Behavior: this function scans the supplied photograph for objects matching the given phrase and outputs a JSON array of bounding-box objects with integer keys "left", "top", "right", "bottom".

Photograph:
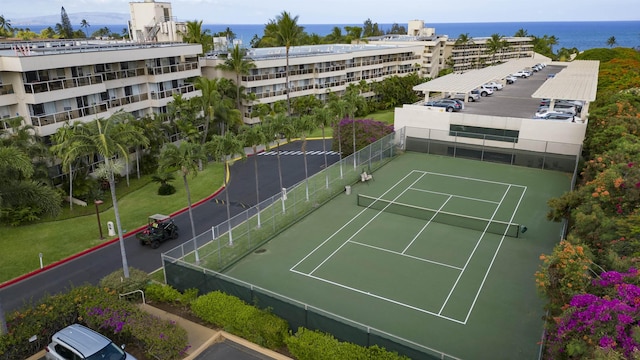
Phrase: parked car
[
  {"left": 505, "top": 75, "right": 518, "bottom": 84},
  {"left": 536, "top": 106, "right": 576, "bottom": 117},
  {"left": 424, "top": 99, "right": 463, "bottom": 112},
  {"left": 512, "top": 70, "right": 531, "bottom": 78},
  {"left": 540, "top": 99, "right": 583, "bottom": 113},
  {"left": 473, "top": 86, "right": 494, "bottom": 97},
  {"left": 450, "top": 92, "right": 480, "bottom": 102},
  {"left": 483, "top": 81, "right": 504, "bottom": 90},
  {"left": 533, "top": 111, "right": 579, "bottom": 122},
  {"left": 45, "top": 324, "right": 137, "bottom": 360}
]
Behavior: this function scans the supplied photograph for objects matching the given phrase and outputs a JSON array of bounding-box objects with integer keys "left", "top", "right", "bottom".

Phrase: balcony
[
  {"left": 146, "top": 61, "right": 199, "bottom": 76},
  {"left": 108, "top": 93, "right": 150, "bottom": 108},
  {"left": 31, "top": 103, "right": 108, "bottom": 127},
  {"left": 150, "top": 84, "right": 197, "bottom": 100},
  {"left": 24, "top": 75, "right": 103, "bottom": 94},
  {"left": 0, "top": 84, "right": 14, "bottom": 95},
  {"left": 103, "top": 67, "right": 146, "bottom": 81}
]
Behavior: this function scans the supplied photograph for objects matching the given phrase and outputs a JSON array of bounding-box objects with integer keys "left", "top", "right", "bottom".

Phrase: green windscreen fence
[{"left": 357, "top": 193, "right": 521, "bottom": 238}]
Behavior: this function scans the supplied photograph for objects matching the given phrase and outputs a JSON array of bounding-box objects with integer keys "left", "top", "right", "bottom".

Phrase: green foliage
[
  {"left": 332, "top": 118, "right": 394, "bottom": 155},
  {"left": 158, "top": 183, "right": 177, "bottom": 195},
  {"left": 0, "top": 285, "right": 188, "bottom": 360},
  {"left": 370, "top": 73, "right": 427, "bottom": 109},
  {"left": 99, "top": 267, "right": 150, "bottom": 294},
  {"left": 286, "top": 328, "right": 408, "bottom": 360},
  {"left": 190, "top": 291, "right": 289, "bottom": 349},
  {"left": 145, "top": 283, "right": 198, "bottom": 305}
]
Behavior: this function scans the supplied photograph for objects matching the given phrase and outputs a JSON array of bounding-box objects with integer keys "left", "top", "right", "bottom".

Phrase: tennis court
[{"left": 223, "top": 152, "right": 570, "bottom": 359}]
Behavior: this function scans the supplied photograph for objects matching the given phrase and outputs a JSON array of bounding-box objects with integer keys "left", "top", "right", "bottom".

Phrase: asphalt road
[{"left": 0, "top": 139, "right": 340, "bottom": 313}]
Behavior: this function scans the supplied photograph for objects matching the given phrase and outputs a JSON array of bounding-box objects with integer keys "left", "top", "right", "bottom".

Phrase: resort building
[
  {"left": 0, "top": 40, "right": 202, "bottom": 138},
  {"left": 203, "top": 44, "right": 424, "bottom": 124}
]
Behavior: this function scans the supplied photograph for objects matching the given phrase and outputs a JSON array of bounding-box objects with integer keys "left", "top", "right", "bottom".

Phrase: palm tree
[
  {"left": 80, "top": 19, "right": 89, "bottom": 31},
  {"left": 51, "top": 122, "right": 80, "bottom": 210},
  {"left": 193, "top": 77, "right": 221, "bottom": 140},
  {"left": 263, "top": 112, "right": 294, "bottom": 213},
  {"left": 158, "top": 141, "right": 207, "bottom": 263},
  {"left": 0, "top": 15, "right": 12, "bottom": 37},
  {"left": 311, "top": 106, "right": 333, "bottom": 189},
  {"left": 265, "top": 11, "right": 304, "bottom": 115},
  {"left": 326, "top": 26, "right": 343, "bottom": 43},
  {"left": 239, "top": 124, "right": 267, "bottom": 227},
  {"left": 215, "top": 45, "right": 256, "bottom": 110},
  {"left": 343, "top": 86, "right": 363, "bottom": 169},
  {"left": 53, "top": 111, "right": 149, "bottom": 278},
  {"left": 327, "top": 93, "right": 349, "bottom": 178},
  {"left": 205, "top": 132, "right": 245, "bottom": 245},
  {"left": 547, "top": 35, "right": 559, "bottom": 54},
  {"left": 292, "top": 115, "right": 317, "bottom": 201},
  {"left": 455, "top": 33, "right": 473, "bottom": 46},
  {"left": 178, "top": 20, "right": 212, "bottom": 54},
  {"left": 486, "top": 33, "right": 508, "bottom": 64},
  {"left": 514, "top": 28, "right": 529, "bottom": 37},
  {"left": 607, "top": 36, "right": 617, "bottom": 48}
]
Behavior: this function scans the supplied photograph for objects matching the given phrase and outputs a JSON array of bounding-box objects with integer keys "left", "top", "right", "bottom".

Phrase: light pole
[{"left": 94, "top": 200, "right": 104, "bottom": 240}]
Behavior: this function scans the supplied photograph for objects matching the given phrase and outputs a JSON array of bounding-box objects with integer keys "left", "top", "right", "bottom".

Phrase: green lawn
[{"left": 1, "top": 163, "right": 224, "bottom": 283}]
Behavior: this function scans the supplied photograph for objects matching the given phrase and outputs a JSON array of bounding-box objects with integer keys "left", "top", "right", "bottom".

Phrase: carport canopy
[
  {"left": 413, "top": 57, "right": 551, "bottom": 95},
  {"left": 530, "top": 60, "right": 599, "bottom": 103}
]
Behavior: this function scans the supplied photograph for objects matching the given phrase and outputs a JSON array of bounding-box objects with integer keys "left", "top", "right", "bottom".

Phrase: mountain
[{"left": 11, "top": 12, "right": 130, "bottom": 26}]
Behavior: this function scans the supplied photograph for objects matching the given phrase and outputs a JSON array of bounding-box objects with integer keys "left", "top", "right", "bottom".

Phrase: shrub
[
  {"left": 286, "top": 327, "right": 409, "bottom": 360},
  {"left": 158, "top": 183, "right": 176, "bottom": 195},
  {"left": 145, "top": 283, "right": 198, "bottom": 306},
  {"left": 99, "top": 267, "right": 150, "bottom": 294},
  {"left": 190, "top": 291, "right": 289, "bottom": 349}
]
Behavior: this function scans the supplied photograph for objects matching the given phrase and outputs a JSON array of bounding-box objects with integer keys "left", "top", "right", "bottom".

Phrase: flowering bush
[
  {"left": 332, "top": 118, "right": 393, "bottom": 156},
  {"left": 545, "top": 269, "right": 640, "bottom": 359}
]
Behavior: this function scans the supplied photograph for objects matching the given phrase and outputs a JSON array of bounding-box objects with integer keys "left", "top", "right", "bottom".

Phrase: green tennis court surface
[{"left": 225, "top": 152, "right": 571, "bottom": 359}]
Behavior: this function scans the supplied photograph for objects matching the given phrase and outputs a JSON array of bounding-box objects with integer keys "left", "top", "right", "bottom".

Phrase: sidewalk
[{"left": 25, "top": 303, "right": 290, "bottom": 360}]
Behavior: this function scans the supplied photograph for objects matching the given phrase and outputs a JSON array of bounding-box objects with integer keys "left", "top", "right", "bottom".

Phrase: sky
[{"left": 2, "top": 0, "right": 640, "bottom": 24}]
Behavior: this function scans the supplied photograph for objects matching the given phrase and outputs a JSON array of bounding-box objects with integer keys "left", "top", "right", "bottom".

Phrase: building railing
[
  {"left": 108, "top": 93, "right": 149, "bottom": 108},
  {"left": 103, "top": 67, "right": 146, "bottom": 81},
  {"left": 31, "top": 103, "right": 108, "bottom": 127},
  {"left": 0, "top": 84, "right": 14, "bottom": 95},
  {"left": 150, "top": 84, "right": 197, "bottom": 100},
  {"left": 146, "top": 61, "right": 199, "bottom": 76},
  {"left": 23, "top": 75, "right": 103, "bottom": 94}
]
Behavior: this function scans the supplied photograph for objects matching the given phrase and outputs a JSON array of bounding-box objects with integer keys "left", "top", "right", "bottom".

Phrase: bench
[{"left": 360, "top": 171, "right": 373, "bottom": 182}]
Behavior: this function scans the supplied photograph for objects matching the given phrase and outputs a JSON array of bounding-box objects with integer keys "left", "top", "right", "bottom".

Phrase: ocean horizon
[{"left": 20, "top": 21, "right": 640, "bottom": 51}]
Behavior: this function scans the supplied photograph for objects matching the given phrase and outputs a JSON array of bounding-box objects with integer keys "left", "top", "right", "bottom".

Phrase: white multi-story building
[
  {"left": 0, "top": 40, "right": 202, "bottom": 137},
  {"left": 204, "top": 44, "right": 424, "bottom": 124}
]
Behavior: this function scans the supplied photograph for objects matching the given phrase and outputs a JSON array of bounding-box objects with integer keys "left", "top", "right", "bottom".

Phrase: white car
[
  {"left": 535, "top": 107, "right": 576, "bottom": 118},
  {"left": 450, "top": 92, "right": 480, "bottom": 102},
  {"left": 533, "top": 111, "right": 580, "bottom": 122},
  {"left": 537, "top": 104, "right": 577, "bottom": 115},
  {"left": 46, "top": 324, "right": 137, "bottom": 360},
  {"left": 484, "top": 81, "right": 504, "bottom": 91},
  {"left": 512, "top": 70, "right": 531, "bottom": 78},
  {"left": 505, "top": 75, "right": 517, "bottom": 84}
]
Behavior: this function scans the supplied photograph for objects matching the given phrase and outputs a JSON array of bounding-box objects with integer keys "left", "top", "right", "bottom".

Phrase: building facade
[
  {"left": 0, "top": 40, "right": 202, "bottom": 138},
  {"left": 204, "top": 44, "right": 423, "bottom": 124},
  {"left": 128, "top": 0, "right": 186, "bottom": 43}
]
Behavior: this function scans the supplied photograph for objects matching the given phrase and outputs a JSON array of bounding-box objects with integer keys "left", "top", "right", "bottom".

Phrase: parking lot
[{"left": 454, "top": 65, "right": 565, "bottom": 119}]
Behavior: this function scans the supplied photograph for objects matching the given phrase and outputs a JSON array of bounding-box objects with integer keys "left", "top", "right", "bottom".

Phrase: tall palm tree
[
  {"left": 265, "top": 11, "right": 304, "bottom": 115},
  {"left": 514, "top": 28, "right": 529, "bottom": 37},
  {"left": 263, "top": 112, "right": 294, "bottom": 213},
  {"left": 326, "top": 26, "right": 343, "bottom": 43},
  {"left": 327, "top": 93, "right": 349, "bottom": 178},
  {"left": 311, "top": 106, "right": 333, "bottom": 189},
  {"left": 292, "top": 115, "right": 317, "bottom": 201},
  {"left": 215, "top": 44, "right": 256, "bottom": 110},
  {"left": 239, "top": 124, "right": 267, "bottom": 227},
  {"left": 547, "top": 35, "right": 559, "bottom": 54},
  {"left": 193, "top": 77, "right": 221, "bottom": 140},
  {"left": 607, "top": 36, "right": 617, "bottom": 48},
  {"left": 345, "top": 26, "right": 366, "bottom": 44},
  {"left": 178, "top": 20, "right": 212, "bottom": 54},
  {"left": 158, "top": 141, "right": 207, "bottom": 263},
  {"left": 455, "top": 33, "right": 473, "bottom": 46},
  {"left": 51, "top": 122, "right": 80, "bottom": 210},
  {"left": 205, "top": 132, "right": 245, "bottom": 245},
  {"left": 0, "top": 15, "right": 12, "bottom": 36},
  {"left": 53, "top": 111, "right": 149, "bottom": 278},
  {"left": 343, "top": 86, "right": 363, "bottom": 169},
  {"left": 486, "top": 33, "right": 508, "bottom": 64}
]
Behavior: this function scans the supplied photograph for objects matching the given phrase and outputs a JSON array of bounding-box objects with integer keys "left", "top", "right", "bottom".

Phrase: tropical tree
[
  {"left": 0, "top": 15, "right": 12, "bottom": 37},
  {"left": 205, "top": 132, "right": 245, "bottom": 245},
  {"left": 239, "top": 124, "right": 267, "bottom": 227},
  {"left": 58, "top": 7, "right": 73, "bottom": 38},
  {"left": 454, "top": 33, "right": 473, "bottom": 46},
  {"left": 514, "top": 28, "right": 529, "bottom": 37},
  {"left": 345, "top": 26, "right": 367, "bottom": 44},
  {"left": 325, "top": 26, "right": 344, "bottom": 43},
  {"left": 292, "top": 115, "right": 317, "bottom": 201},
  {"left": 263, "top": 112, "right": 294, "bottom": 212},
  {"left": 158, "top": 141, "right": 207, "bottom": 263},
  {"left": 51, "top": 122, "right": 80, "bottom": 210},
  {"left": 343, "top": 85, "right": 365, "bottom": 168},
  {"left": 607, "top": 36, "right": 617, "bottom": 48},
  {"left": 362, "top": 18, "right": 383, "bottom": 38},
  {"left": 312, "top": 106, "right": 333, "bottom": 189},
  {"left": 264, "top": 11, "right": 304, "bottom": 115},
  {"left": 193, "top": 77, "right": 221, "bottom": 141},
  {"left": 486, "top": 33, "right": 508, "bottom": 64},
  {"left": 80, "top": 19, "right": 89, "bottom": 37},
  {"left": 178, "top": 20, "right": 212, "bottom": 54},
  {"left": 547, "top": 35, "right": 559, "bottom": 54},
  {"left": 327, "top": 93, "right": 349, "bottom": 178},
  {"left": 52, "top": 111, "right": 149, "bottom": 278},
  {"left": 215, "top": 44, "right": 256, "bottom": 110}
]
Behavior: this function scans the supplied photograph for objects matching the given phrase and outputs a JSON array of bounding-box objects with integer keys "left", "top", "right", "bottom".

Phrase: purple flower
[{"left": 600, "top": 336, "right": 616, "bottom": 348}]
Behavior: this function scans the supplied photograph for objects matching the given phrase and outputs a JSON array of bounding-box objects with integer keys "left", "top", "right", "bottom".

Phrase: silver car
[{"left": 45, "top": 324, "right": 137, "bottom": 360}]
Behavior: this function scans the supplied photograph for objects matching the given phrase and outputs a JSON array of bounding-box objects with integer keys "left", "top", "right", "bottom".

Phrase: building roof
[
  {"left": 531, "top": 60, "right": 599, "bottom": 102},
  {"left": 240, "top": 43, "right": 417, "bottom": 61},
  {"left": 413, "top": 57, "right": 552, "bottom": 94}
]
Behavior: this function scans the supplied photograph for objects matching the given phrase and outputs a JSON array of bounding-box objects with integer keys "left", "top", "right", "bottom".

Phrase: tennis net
[{"left": 357, "top": 193, "right": 520, "bottom": 238}]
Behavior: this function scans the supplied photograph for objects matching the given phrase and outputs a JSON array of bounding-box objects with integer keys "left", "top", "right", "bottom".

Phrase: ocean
[{"left": 21, "top": 21, "right": 640, "bottom": 51}]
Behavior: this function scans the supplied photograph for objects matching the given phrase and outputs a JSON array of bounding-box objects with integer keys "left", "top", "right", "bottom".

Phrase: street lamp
[{"left": 94, "top": 200, "right": 104, "bottom": 240}]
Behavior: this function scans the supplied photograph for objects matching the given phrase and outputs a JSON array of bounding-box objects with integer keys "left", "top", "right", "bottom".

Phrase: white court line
[
  {"left": 415, "top": 170, "right": 526, "bottom": 188},
  {"left": 438, "top": 184, "right": 513, "bottom": 316},
  {"left": 408, "top": 187, "right": 500, "bottom": 204},
  {"left": 401, "top": 195, "right": 453, "bottom": 254},
  {"left": 350, "top": 240, "right": 463, "bottom": 270},
  {"left": 289, "top": 171, "right": 420, "bottom": 272},
  {"left": 308, "top": 174, "right": 427, "bottom": 275},
  {"left": 463, "top": 185, "right": 528, "bottom": 324},
  {"left": 291, "top": 268, "right": 465, "bottom": 325}
]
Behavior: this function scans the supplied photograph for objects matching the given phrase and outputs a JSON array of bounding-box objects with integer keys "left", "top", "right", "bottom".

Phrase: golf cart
[{"left": 136, "top": 214, "right": 179, "bottom": 249}]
